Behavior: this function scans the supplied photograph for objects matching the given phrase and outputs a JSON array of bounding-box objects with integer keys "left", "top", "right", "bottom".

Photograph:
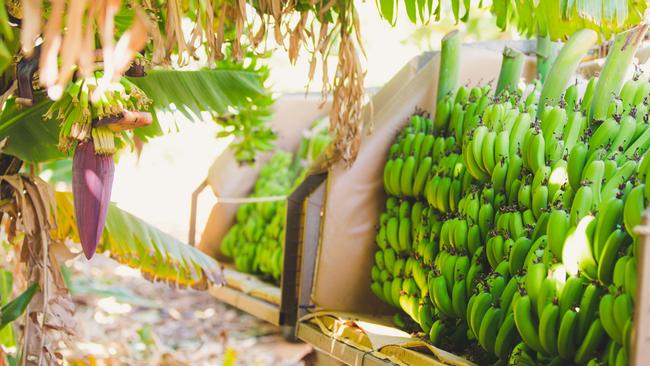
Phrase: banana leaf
[
  {"left": 0, "top": 283, "right": 38, "bottom": 329},
  {"left": 53, "top": 192, "right": 223, "bottom": 289},
  {"left": 0, "top": 98, "right": 64, "bottom": 163},
  {"left": 127, "top": 68, "right": 267, "bottom": 122}
]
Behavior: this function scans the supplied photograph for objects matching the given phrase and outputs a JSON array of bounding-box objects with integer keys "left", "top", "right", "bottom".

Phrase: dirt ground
[{"left": 61, "top": 255, "right": 312, "bottom": 366}]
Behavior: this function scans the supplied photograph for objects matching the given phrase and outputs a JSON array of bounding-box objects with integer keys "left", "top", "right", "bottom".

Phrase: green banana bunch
[
  {"left": 371, "top": 30, "right": 650, "bottom": 363},
  {"left": 222, "top": 130, "right": 327, "bottom": 282}
]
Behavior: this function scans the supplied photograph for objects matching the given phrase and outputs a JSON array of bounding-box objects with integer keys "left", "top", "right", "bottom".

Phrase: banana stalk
[
  {"left": 538, "top": 29, "right": 598, "bottom": 115},
  {"left": 496, "top": 47, "right": 525, "bottom": 95},
  {"left": 437, "top": 30, "right": 461, "bottom": 104},
  {"left": 535, "top": 35, "right": 556, "bottom": 83},
  {"left": 590, "top": 24, "right": 649, "bottom": 122}
]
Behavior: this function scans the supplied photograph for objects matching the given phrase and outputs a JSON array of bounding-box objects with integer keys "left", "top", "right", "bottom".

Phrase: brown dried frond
[
  {"left": 165, "top": 0, "right": 190, "bottom": 65},
  {"left": 328, "top": 11, "right": 365, "bottom": 164},
  {"left": 0, "top": 175, "right": 74, "bottom": 366}
]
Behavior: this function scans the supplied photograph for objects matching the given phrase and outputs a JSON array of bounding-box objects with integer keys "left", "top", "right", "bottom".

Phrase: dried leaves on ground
[{"left": 62, "top": 255, "right": 312, "bottom": 366}]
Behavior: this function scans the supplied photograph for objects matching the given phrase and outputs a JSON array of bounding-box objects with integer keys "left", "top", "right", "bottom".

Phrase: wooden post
[
  {"left": 632, "top": 209, "right": 650, "bottom": 366},
  {"left": 188, "top": 180, "right": 208, "bottom": 246}
]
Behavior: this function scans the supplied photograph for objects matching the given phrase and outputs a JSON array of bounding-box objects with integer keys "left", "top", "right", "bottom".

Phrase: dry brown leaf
[
  {"left": 38, "top": 0, "right": 64, "bottom": 88},
  {"left": 20, "top": 0, "right": 42, "bottom": 56},
  {"left": 53, "top": 0, "right": 88, "bottom": 99},
  {"left": 78, "top": 0, "right": 99, "bottom": 77}
]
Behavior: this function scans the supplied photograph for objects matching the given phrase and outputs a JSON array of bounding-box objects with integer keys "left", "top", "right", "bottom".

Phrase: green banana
[
  {"left": 613, "top": 293, "right": 633, "bottom": 335},
  {"left": 574, "top": 319, "right": 606, "bottom": 365},
  {"left": 400, "top": 156, "right": 416, "bottom": 196},
  {"left": 577, "top": 283, "right": 601, "bottom": 339},
  {"left": 557, "top": 309, "right": 578, "bottom": 359},
  {"left": 470, "top": 292, "right": 493, "bottom": 339},
  {"left": 401, "top": 133, "right": 415, "bottom": 156},
  {"left": 589, "top": 118, "right": 619, "bottom": 154},
  {"left": 568, "top": 143, "right": 588, "bottom": 191},
  {"left": 558, "top": 275, "right": 584, "bottom": 315},
  {"left": 525, "top": 262, "right": 548, "bottom": 306},
  {"left": 613, "top": 256, "right": 630, "bottom": 289},
  {"left": 532, "top": 185, "right": 548, "bottom": 219},
  {"left": 509, "top": 237, "right": 532, "bottom": 275},
  {"left": 411, "top": 133, "right": 425, "bottom": 160},
  {"left": 482, "top": 131, "right": 497, "bottom": 174},
  {"left": 624, "top": 257, "right": 637, "bottom": 299},
  {"left": 593, "top": 197, "right": 624, "bottom": 259},
  {"left": 602, "top": 160, "right": 638, "bottom": 202},
  {"left": 608, "top": 115, "right": 637, "bottom": 158},
  {"left": 563, "top": 112, "right": 587, "bottom": 155},
  {"left": 529, "top": 131, "right": 546, "bottom": 173},
  {"left": 624, "top": 184, "right": 645, "bottom": 237},
  {"left": 451, "top": 280, "right": 468, "bottom": 319},
  {"left": 514, "top": 295, "right": 544, "bottom": 353},
  {"left": 478, "top": 306, "right": 502, "bottom": 353},
  {"left": 391, "top": 277, "right": 403, "bottom": 307},
  {"left": 412, "top": 157, "right": 432, "bottom": 197},
  {"left": 598, "top": 229, "right": 629, "bottom": 285},
  {"left": 428, "top": 319, "right": 445, "bottom": 344},
  {"left": 569, "top": 185, "right": 593, "bottom": 226},
  {"left": 390, "top": 158, "right": 404, "bottom": 196},
  {"left": 547, "top": 209, "right": 570, "bottom": 258},
  {"left": 538, "top": 303, "right": 560, "bottom": 356},
  {"left": 495, "top": 312, "right": 519, "bottom": 359},
  {"left": 500, "top": 275, "right": 519, "bottom": 312},
  {"left": 581, "top": 159, "right": 605, "bottom": 209},
  {"left": 509, "top": 113, "right": 532, "bottom": 157},
  {"left": 518, "top": 183, "right": 533, "bottom": 209},
  {"left": 398, "top": 217, "right": 411, "bottom": 253},
  {"left": 430, "top": 275, "right": 455, "bottom": 318},
  {"left": 419, "top": 134, "right": 435, "bottom": 160}
]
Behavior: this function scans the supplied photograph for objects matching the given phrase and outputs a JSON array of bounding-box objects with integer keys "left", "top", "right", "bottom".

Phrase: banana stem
[
  {"left": 496, "top": 47, "right": 525, "bottom": 95},
  {"left": 437, "top": 30, "right": 461, "bottom": 104},
  {"left": 538, "top": 29, "right": 598, "bottom": 116},
  {"left": 590, "top": 24, "right": 649, "bottom": 122},
  {"left": 536, "top": 35, "right": 556, "bottom": 83}
]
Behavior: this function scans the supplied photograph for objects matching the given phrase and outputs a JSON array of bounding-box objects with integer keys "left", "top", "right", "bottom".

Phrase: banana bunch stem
[
  {"left": 496, "top": 47, "right": 525, "bottom": 96},
  {"left": 590, "top": 24, "right": 649, "bottom": 123},
  {"left": 437, "top": 30, "right": 461, "bottom": 104},
  {"left": 538, "top": 29, "right": 598, "bottom": 114}
]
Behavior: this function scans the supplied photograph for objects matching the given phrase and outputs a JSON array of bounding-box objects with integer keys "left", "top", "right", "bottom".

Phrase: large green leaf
[
  {"left": 127, "top": 69, "right": 267, "bottom": 122},
  {"left": 0, "top": 98, "right": 64, "bottom": 163},
  {"left": 0, "top": 283, "right": 38, "bottom": 329},
  {"left": 54, "top": 192, "right": 223, "bottom": 289}
]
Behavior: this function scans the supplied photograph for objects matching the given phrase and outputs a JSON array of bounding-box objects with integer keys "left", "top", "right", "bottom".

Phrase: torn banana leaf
[{"left": 53, "top": 192, "right": 224, "bottom": 289}]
